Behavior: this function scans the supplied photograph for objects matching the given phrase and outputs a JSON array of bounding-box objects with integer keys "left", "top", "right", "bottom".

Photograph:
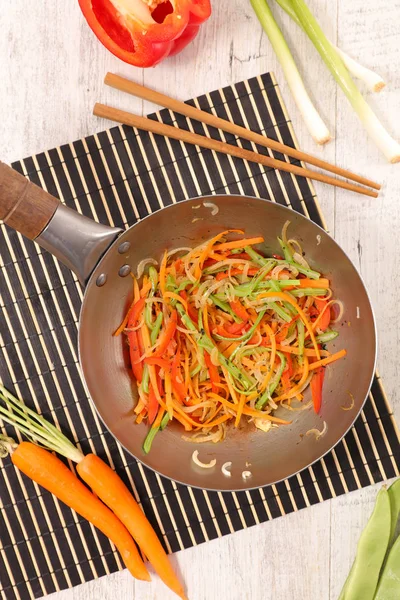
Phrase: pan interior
[{"left": 79, "top": 196, "right": 376, "bottom": 491}]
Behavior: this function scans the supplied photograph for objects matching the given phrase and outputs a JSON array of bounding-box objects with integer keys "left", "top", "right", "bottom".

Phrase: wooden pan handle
[{"left": 0, "top": 161, "right": 59, "bottom": 240}]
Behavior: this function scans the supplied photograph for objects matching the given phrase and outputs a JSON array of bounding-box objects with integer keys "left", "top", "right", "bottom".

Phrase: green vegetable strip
[
  {"left": 210, "top": 295, "right": 241, "bottom": 322},
  {"left": 256, "top": 351, "right": 287, "bottom": 409},
  {"left": 268, "top": 301, "right": 292, "bottom": 323},
  {"left": 160, "top": 413, "right": 170, "bottom": 430},
  {"left": 290, "top": 0, "right": 400, "bottom": 161},
  {"left": 142, "top": 426, "right": 160, "bottom": 454},
  {"left": 316, "top": 330, "right": 338, "bottom": 343},
  {"left": 151, "top": 313, "right": 163, "bottom": 344},
  {"left": 278, "top": 237, "right": 293, "bottom": 262}
]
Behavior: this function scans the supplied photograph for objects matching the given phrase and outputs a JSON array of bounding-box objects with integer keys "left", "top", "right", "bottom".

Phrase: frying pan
[{"left": 0, "top": 161, "right": 376, "bottom": 491}]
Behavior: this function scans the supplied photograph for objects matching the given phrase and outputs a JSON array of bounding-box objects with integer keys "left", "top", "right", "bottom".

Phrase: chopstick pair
[{"left": 94, "top": 73, "right": 380, "bottom": 198}]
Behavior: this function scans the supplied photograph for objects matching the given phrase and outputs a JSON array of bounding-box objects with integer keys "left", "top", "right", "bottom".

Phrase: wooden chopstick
[
  {"left": 104, "top": 72, "right": 381, "bottom": 192},
  {"left": 93, "top": 102, "right": 378, "bottom": 198}
]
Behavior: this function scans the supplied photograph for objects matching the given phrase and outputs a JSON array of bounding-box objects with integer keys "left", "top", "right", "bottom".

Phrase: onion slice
[
  {"left": 306, "top": 421, "right": 327, "bottom": 440},
  {"left": 192, "top": 450, "right": 216, "bottom": 469},
  {"left": 136, "top": 258, "right": 158, "bottom": 279},
  {"left": 221, "top": 462, "right": 232, "bottom": 477}
]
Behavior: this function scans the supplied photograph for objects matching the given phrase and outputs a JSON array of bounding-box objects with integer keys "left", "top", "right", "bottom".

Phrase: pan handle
[{"left": 0, "top": 161, "right": 122, "bottom": 285}]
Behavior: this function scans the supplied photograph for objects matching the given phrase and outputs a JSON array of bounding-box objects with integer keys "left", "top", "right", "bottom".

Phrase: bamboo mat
[{"left": 0, "top": 72, "right": 399, "bottom": 600}]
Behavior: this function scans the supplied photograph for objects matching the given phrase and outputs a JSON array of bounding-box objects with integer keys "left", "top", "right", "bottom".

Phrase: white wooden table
[{"left": 1, "top": 1, "right": 399, "bottom": 599}]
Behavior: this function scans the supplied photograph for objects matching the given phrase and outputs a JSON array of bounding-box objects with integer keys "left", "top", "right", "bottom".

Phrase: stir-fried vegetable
[
  {"left": 116, "top": 222, "right": 346, "bottom": 452},
  {"left": 0, "top": 386, "right": 186, "bottom": 599}
]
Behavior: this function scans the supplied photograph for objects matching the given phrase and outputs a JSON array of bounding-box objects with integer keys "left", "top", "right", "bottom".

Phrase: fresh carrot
[
  {"left": 76, "top": 454, "right": 182, "bottom": 597},
  {"left": 314, "top": 297, "right": 331, "bottom": 331},
  {"left": 127, "top": 297, "right": 146, "bottom": 382},
  {"left": 12, "top": 443, "right": 150, "bottom": 582}
]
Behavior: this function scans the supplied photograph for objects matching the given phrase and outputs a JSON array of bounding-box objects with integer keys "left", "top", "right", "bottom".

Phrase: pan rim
[{"left": 78, "top": 193, "right": 377, "bottom": 492}]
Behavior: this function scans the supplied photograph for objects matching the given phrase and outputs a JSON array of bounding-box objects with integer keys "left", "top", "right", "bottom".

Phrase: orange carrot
[
  {"left": 76, "top": 454, "right": 187, "bottom": 599},
  {"left": 12, "top": 443, "right": 150, "bottom": 582},
  {"left": 308, "top": 349, "right": 347, "bottom": 371},
  {"left": 298, "top": 278, "right": 330, "bottom": 289},
  {"left": 216, "top": 236, "right": 264, "bottom": 252}
]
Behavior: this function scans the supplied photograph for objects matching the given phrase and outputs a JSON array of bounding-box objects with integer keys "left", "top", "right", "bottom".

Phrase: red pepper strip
[
  {"left": 153, "top": 309, "right": 178, "bottom": 357},
  {"left": 281, "top": 370, "right": 291, "bottom": 393},
  {"left": 216, "top": 268, "right": 259, "bottom": 282},
  {"left": 127, "top": 298, "right": 146, "bottom": 328},
  {"left": 128, "top": 331, "right": 143, "bottom": 383},
  {"left": 247, "top": 333, "right": 259, "bottom": 345},
  {"left": 144, "top": 357, "right": 171, "bottom": 371},
  {"left": 179, "top": 291, "right": 198, "bottom": 324},
  {"left": 215, "top": 324, "right": 250, "bottom": 339},
  {"left": 127, "top": 298, "right": 146, "bottom": 383},
  {"left": 314, "top": 298, "right": 331, "bottom": 331},
  {"left": 229, "top": 300, "right": 251, "bottom": 322},
  {"left": 203, "top": 258, "right": 217, "bottom": 268},
  {"left": 284, "top": 353, "right": 294, "bottom": 378},
  {"left": 204, "top": 351, "right": 220, "bottom": 393},
  {"left": 225, "top": 321, "right": 248, "bottom": 334},
  {"left": 311, "top": 367, "right": 325, "bottom": 413},
  {"left": 273, "top": 254, "right": 283, "bottom": 260},
  {"left": 171, "top": 349, "right": 187, "bottom": 403},
  {"left": 78, "top": 0, "right": 211, "bottom": 68}
]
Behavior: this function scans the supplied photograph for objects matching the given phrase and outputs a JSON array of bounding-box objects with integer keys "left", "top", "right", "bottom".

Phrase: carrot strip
[
  {"left": 163, "top": 291, "right": 188, "bottom": 311},
  {"left": 273, "top": 355, "right": 310, "bottom": 403},
  {"left": 203, "top": 303, "right": 211, "bottom": 339},
  {"left": 208, "top": 393, "right": 290, "bottom": 424},
  {"left": 76, "top": 454, "right": 186, "bottom": 599},
  {"left": 13, "top": 443, "right": 150, "bottom": 582},
  {"left": 140, "top": 280, "right": 152, "bottom": 297},
  {"left": 298, "top": 278, "right": 330, "bottom": 289},
  {"left": 235, "top": 394, "right": 246, "bottom": 428},
  {"left": 308, "top": 349, "right": 347, "bottom": 371},
  {"left": 216, "top": 236, "right": 264, "bottom": 252},
  {"left": 195, "top": 229, "right": 243, "bottom": 279}
]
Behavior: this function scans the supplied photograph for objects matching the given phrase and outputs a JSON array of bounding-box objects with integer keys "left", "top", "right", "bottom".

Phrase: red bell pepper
[
  {"left": 229, "top": 300, "right": 251, "bottom": 322},
  {"left": 127, "top": 297, "right": 146, "bottom": 382},
  {"left": 311, "top": 367, "right": 325, "bottom": 413},
  {"left": 204, "top": 351, "right": 220, "bottom": 393},
  {"left": 314, "top": 298, "right": 331, "bottom": 332},
  {"left": 78, "top": 0, "right": 212, "bottom": 68},
  {"left": 153, "top": 309, "right": 178, "bottom": 357},
  {"left": 225, "top": 321, "right": 248, "bottom": 335}
]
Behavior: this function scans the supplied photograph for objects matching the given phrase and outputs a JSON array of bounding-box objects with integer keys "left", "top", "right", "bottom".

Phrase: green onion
[
  {"left": 290, "top": 0, "right": 400, "bottom": 162},
  {"left": 250, "top": 0, "right": 330, "bottom": 144},
  {"left": 316, "top": 330, "right": 338, "bottom": 343},
  {"left": 276, "top": 260, "right": 320, "bottom": 279},
  {"left": 141, "top": 366, "right": 150, "bottom": 394},
  {"left": 274, "top": 0, "right": 385, "bottom": 92}
]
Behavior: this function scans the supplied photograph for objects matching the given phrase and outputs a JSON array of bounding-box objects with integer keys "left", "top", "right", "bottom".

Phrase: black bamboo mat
[{"left": 0, "top": 72, "right": 399, "bottom": 600}]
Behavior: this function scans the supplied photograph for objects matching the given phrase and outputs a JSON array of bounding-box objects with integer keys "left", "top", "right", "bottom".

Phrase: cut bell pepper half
[{"left": 78, "top": 0, "right": 212, "bottom": 67}]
